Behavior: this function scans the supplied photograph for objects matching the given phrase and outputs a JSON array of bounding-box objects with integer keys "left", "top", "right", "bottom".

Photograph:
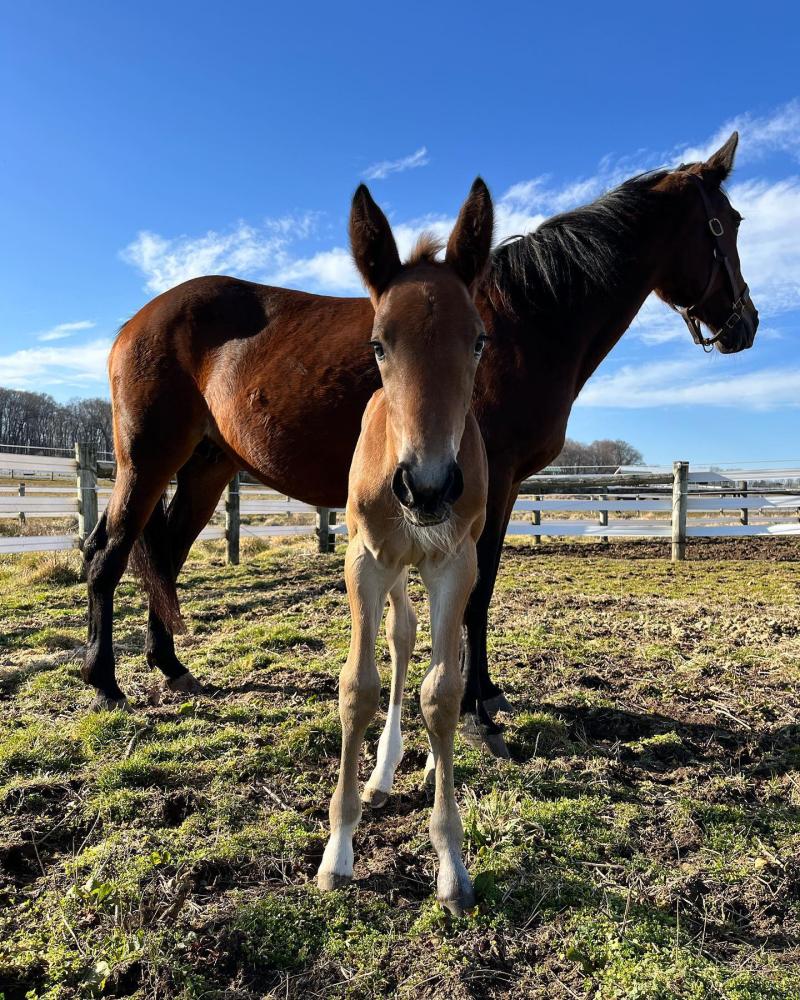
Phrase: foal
[{"left": 317, "top": 180, "right": 493, "bottom": 915}]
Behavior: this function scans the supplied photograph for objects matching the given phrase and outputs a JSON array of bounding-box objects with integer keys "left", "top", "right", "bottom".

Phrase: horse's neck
[
  {"left": 517, "top": 207, "right": 670, "bottom": 395},
  {"left": 571, "top": 278, "right": 657, "bottom": 394}
]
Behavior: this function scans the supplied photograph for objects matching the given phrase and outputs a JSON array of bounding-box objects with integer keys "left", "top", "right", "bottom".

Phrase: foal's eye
[
  {"left": 474, "top": 335, "right": 487, "bottom": 359},
  {"left": 370, "top": 341, "right": 385, "bottom": 362}
]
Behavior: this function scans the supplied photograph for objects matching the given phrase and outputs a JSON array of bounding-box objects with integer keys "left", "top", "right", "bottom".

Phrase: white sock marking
[
  {"left": 367, "top": 704, "right": 403, "bottom": 793},
  {"left": 320, "top": 822, "right": 356, "bottom": 877}
]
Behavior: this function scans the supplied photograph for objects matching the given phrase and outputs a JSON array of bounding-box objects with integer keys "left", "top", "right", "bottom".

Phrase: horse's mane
[
  {"left": 486, "top": 169, "right": 671, "bottom": 314},
  {"left": 406, "top": 232, "right": 445, "bottom": 266}
]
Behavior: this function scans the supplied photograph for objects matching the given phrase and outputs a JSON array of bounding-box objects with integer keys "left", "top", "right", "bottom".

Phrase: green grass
[{"left": 1, "top": 537, "right": 800, "bottom": 998}]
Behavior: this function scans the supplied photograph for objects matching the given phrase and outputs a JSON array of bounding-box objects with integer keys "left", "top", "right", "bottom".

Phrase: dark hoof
[
  {"left": 317, "top": 870, "right": 352, "bottom": 891},
  {"left": 438, "top": 890, "right": 476, "bottom": 917},
  {"left": 483, "top": 692, "right": 514, "bottom": 717},
  {"left": 362, "top": 786, "right": 389, "bottom": 809},
  {"left": 165, "top": 671, "right": 203, "bottom": 695},
  {"left": 460, "top": 714, "right": 511, "bottom": 759},
  {"left": 90, "top": 693, "right": 131, "bottom": 713}
]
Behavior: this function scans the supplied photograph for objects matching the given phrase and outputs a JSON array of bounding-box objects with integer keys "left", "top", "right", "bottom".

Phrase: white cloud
[
  {"left": 499, "top": 176, "right": 604, "bottom": 218},
  {"left": 630, "top": 297, "right": 687, "bottom": 346},
  {"left": 0, "top": 339, "right": 112, "bottom": 391},
  {"left": 121, "top": 214, "right": 318, "bottom": 294},
  {"left": 576, "top": 358, "right": 800, "bottom": 410},
  {"left": 364, "top": 147, "right": 429, "bottom": 181},
  {"left": 36, "top": 320, "right": 95, "bottom": 342},
  {"left": 270, "top": 247, "right": 361, "bottom": 294},
  {"left": 730, "top": 177, "right": 800, "bottom": 314},
  {"left": 676, "top": 99, "right": 800, "bottom": 166}
]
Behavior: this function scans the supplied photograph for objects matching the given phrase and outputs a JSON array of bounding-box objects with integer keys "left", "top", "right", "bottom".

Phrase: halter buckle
[
  {"left": 725, "top": 311, "right": 742, "bottom": 330},
  {"left": 708, "top": 218, "right": 724, "bottom": 237}
]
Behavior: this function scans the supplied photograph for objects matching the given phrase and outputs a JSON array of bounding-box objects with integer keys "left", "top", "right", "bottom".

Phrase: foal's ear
[
  {"left": 349, "top": 184, "right": 402, "bottom": 306},
  {"left": 445, "top": 177, "right": 494, "bottom": 295},
  {"left": 701, "top": 131, "right": 739, "bottom": 187}
]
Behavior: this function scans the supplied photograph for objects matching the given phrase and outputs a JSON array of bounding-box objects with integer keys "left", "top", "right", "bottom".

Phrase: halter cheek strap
[{"left": 677, "top": 171, "right": 751, "bottom": 352}]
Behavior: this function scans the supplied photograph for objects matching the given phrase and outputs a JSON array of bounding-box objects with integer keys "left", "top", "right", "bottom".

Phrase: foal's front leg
[
  {"left": 363, "top": 571, "right": 417, "bottom": 808},
  {"left": 318, "top": 539, "right": 396, "bottom": 890},
  {"left": 420, "top": 544, "right": 478, "bottom": 916}
]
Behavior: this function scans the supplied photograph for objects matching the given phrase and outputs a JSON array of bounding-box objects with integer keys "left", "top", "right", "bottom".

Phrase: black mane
[{"left": 486, "top": 170, "right": 670, "bottom": 314}]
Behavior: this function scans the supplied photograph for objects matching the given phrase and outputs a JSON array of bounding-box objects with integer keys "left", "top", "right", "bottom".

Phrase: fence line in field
[{"left": 2, "top": 446, "right": 800, "bottom": 563}]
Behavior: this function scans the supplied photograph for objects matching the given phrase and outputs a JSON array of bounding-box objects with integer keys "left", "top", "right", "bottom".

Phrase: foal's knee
[
  {"left": 339, "top": 670, "right": 380, "bottom": 730},
  {"left": 420, "top": 666, "right": 462, "bottom": 736}
]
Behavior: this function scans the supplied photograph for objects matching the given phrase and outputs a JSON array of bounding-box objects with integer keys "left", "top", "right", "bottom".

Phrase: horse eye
[
  {"left": 474, "top": 335, "right": 487, "bottom": 358},
  {"left": 371, "top": 341, "right": 385, "bottom": 361}
]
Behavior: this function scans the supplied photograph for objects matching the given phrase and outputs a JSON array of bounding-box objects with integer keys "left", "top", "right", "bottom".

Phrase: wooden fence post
[
  {"left": 598, "top": 492, "right": 609, "bottom": 544},
  {"left": 225, "top": 473, "right": 240, "bottom": 565},
  {"left": 18, "top": 483, "right": 25, "bottom": 526},
  {"left": 671, "top": 460, "right": 689, "bottom": 562},
  {"left": 75, "top": 442, "right": 98, "bottom": 548},
  {"left": 316, "top": 507, "right": 333, "bottom": 553},
  {"left": 739, "top": 480, "right": 748, "bottom": 526},
  {"left": 329, "top": 509, "right": 338, "bottom": 550},
  {"left": 532, "top": 495, "right": 541, "bottom": 545}
]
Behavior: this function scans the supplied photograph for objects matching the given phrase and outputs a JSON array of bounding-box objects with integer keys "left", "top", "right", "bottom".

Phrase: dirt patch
[{"left": 511, "top": 536, "right": 800, "bottom": 560}]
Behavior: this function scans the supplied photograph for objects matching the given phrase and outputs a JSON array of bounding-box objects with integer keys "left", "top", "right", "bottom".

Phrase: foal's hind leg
[
  {"left": 318, "top": 539, "right": 396, "bottom": 890},
  {"left": 363, "top": 571, "right": 417, "bottom": 808},
  {"left": 145, "top": 444, "right": 237, "bottom": 690},
  {"left": 420, "top": 545, "right": 478, "bottom": 916}
]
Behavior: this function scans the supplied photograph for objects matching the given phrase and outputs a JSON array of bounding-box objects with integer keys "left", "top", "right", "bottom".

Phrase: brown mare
[
  {"left": 85, "top": 132, "right": 757, "bottom": 758},
  {"left": 318, "top": 181, "right": 492, "bottom": 914}
]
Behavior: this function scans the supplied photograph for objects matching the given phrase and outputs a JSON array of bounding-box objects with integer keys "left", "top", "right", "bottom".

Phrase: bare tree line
[
  {"left": 552, "top": 437, "right": 644, "bottom": 472},
  {"left": 0, "top": 388, "right": 113, "bottom": 456}
]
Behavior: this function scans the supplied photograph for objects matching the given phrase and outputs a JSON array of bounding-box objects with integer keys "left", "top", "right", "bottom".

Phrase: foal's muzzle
[{"left": 391, "top": 462, "right": 464, "bottom": 525}]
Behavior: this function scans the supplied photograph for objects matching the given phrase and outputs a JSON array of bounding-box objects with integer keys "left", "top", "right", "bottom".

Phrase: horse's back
[
  {"left": 108, "top": 275, "right": 378, "bottom": 499},
  {"left": 112, "top": 275, "right": 373, "bottom": 378}
]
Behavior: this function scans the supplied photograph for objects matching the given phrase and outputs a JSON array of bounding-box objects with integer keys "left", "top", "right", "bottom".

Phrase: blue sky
[{"left": 1, "top": 2, "right": 799, "bottom": 465}]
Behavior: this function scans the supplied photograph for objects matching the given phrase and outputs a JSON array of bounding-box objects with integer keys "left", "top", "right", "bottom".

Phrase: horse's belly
[{"left": 212, "top": 384, "right": 360, "bottom": 507}]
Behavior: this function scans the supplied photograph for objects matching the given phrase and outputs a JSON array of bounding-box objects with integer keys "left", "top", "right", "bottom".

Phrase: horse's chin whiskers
[{"left": 400, "top": 511, "right": 461, "bottom": 557}]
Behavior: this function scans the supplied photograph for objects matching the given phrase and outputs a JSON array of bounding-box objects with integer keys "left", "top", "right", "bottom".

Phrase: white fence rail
[{"left": 2, "top": 448, "right": 799, "bottom": 561}]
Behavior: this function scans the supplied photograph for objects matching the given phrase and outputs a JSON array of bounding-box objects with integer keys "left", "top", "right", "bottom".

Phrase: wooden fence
[{"left": 2, "top": 447, "right": 800, "bottom": 563}]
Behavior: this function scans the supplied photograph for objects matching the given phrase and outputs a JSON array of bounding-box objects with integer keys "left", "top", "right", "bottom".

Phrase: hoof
[
  {"left": 90, "top": 693, "right": 131, "bottom": 713},
  {"left": 317, "top": 870, "right": 352, "bottom": 891},
  {"left": 165, "top": 671, "right": 202, "bottom": 695},
  {"left": 362, "top": 786, "right": 389, "bottom": 809},
  {"left": 483, "top": 692, "right": 514, "bottom": 717},
  {"left": 460, "top": 714, "right": 511, "bottom": 759},
  {"left": 438, "top": 888, "right": 476, "bottom": 917}
]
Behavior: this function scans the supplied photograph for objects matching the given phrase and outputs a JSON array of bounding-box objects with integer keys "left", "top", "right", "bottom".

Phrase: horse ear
[
  {"left": 349, "top": 184, "right": 402, "bottom": 305},
  {"left": 701, "top": 131, "right": 739, "bottom": 187},
  {"left": 445, "top": 178, "right": 494, "bottom": 295}
]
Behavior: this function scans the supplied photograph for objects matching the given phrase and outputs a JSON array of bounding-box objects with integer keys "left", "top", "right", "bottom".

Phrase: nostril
[{"left": 391, "top": 465, "right": 416, "bottom": 507}]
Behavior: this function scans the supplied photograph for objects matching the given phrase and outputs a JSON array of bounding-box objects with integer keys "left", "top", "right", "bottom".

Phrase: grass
[{"left": 1, "top": 536, "right": 799, "bottom": 998}]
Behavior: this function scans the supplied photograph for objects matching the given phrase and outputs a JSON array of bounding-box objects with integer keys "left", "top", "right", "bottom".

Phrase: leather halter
[{"left": 677, "top": 170, "right": 751, "bottom": 352}]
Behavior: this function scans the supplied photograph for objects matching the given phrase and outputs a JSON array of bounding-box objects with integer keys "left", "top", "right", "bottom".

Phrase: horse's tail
[{"left": 129, "top": 496, "right": 185, "bottom": 634}]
